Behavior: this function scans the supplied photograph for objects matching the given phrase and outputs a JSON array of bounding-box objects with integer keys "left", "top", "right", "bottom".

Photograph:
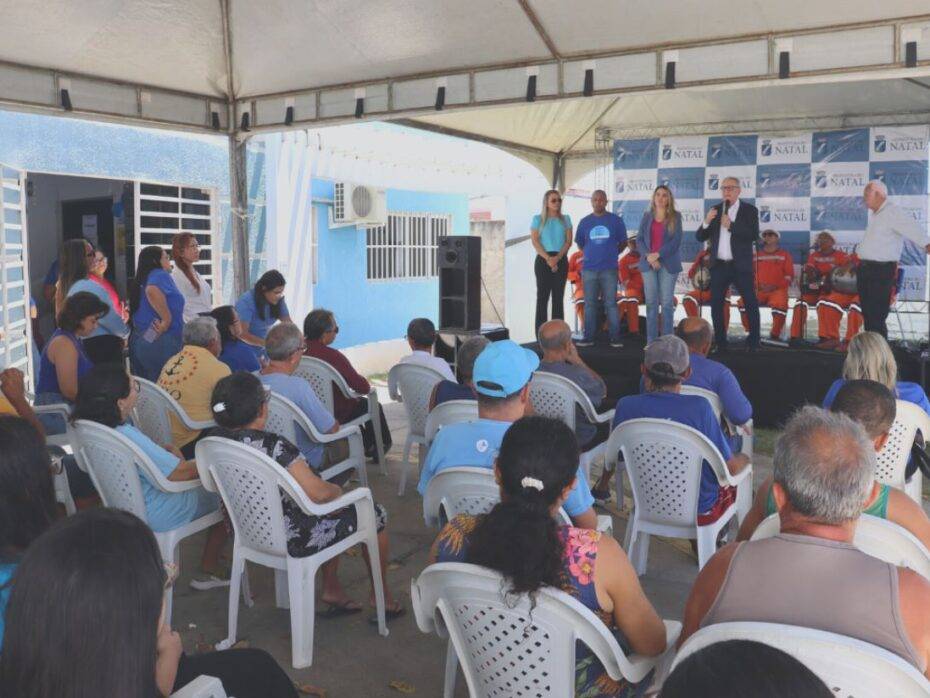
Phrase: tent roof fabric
[{"left": 1, "top": 2, "right": 930, "bottom": 158}]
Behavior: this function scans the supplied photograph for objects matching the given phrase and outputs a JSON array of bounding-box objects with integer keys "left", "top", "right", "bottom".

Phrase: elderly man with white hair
[
  {"left": 157, "top": 315, "right": 231, "bottom": 457},
  {"left": 680, "top": 405, "right": 930, "bottom": 677},
  {"left": 859, "top": 179, "right": 930, "bottom": 337}
]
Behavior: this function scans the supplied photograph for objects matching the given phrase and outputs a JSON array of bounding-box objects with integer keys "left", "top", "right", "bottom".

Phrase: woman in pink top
[
  {"left": 90, "top": 249, "right": 127, "bottom": 321},
  {"left": 637, "top": 185, "right": 684, "bottom": 342}
]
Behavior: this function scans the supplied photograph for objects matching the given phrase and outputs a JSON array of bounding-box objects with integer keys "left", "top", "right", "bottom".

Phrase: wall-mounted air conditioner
[{"left": 331, "top": 182, "right": 387, "bottom": 227}]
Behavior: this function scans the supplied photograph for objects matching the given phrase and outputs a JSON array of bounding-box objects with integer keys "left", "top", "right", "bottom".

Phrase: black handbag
[{"left": 907, "top": 431, "right": 930, "bottom": 480}]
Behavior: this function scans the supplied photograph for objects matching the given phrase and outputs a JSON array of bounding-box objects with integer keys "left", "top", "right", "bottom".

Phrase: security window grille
[
  {"left": 0, "top": 165, "right": 33, "bottom": 379},
  {"left": 366, "top": 212, "right": 450, "bottom": 281},
  {"left": 333, "top": 182, "right": 345, "bottom": 222},
  {"left": 133, "top": 181, "right": 219, "bottom": 303}
]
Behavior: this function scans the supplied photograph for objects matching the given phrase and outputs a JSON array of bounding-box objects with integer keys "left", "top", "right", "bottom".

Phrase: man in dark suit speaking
[{"left": 696, "top": 176, "right": 761, "bottom": 350}]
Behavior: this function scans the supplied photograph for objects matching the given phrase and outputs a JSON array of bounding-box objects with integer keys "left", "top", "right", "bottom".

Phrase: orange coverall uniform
[
  {"left": 683, "top": 249, "right": 729, "bottom": 332},
  {"left": 739, "top": 247, "right": 793, "bottom": 338},
  {"left": 568, "top": 250, "right": 585, "bottom": 326},
  {"left": 618, "top": 251, "right": 644, "bottom": 334},
  {"left": 816, "top": 253, "right": 862, "bottom": 342},
  {"left": 790, "top": 249, "right": 849, "bottom": 340}
]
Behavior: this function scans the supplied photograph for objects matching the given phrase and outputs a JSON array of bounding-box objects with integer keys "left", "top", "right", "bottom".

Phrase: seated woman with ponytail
[{"left": 429, "top": 415, "right": 667, "bottom": 696}]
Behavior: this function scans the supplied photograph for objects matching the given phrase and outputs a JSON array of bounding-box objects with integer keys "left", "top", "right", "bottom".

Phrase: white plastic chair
[
  {"left": 194, "top": 436, "right": 388, "bottom": 669},
  {"left": 412, "top": 562, "right": 681, "bottom": 698},
  {"left": 264, "top": 390, "right": 367, "bottom": 487},
  {"left": 72, "top": 419, "right": 223, "bottom": 623},
  {"left": 421, "top": 466, "right": 613, "bottom": 534},
  {"left": 608, "top": 418, "right": 752, "bottom": 574},
  {"left": 294, "top": 356, "right": 388, "bottom": 475},
  {"left": 673, "top": 622, "right": 930, "bottom": 697},
  {"left": 876, "top": 400, "right": 930, "bottom": 504},
  {"left": 529, "top": 371, "right": 615, "bottom": 482},
  {"left": 170, "top": 675, "right": 228, "bottom": 698},
  {"left": 387, "top": 363, "right": 445, "bottom": 495},
  {"left": 751, "top": 513, "right": 930, "bottom": 580},
  {"left": 680, "top": 384, "right": 754, "bottom": 460},
  {"left": 424, "top": 399, "right": 478, "bottom": 449},
  {"left": 132, "top": 376, "right": 215, "bottom": 446},
  {"left": 33, "top": 401, "right": 77, "bottom": 514}
]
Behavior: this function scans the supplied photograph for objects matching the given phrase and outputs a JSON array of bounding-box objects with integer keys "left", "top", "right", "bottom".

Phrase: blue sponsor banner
[
  {"left": 869, "top": 160, "right": 929, "bottom": 196},
  {"left": 777, "top": 231, "right": 813, "bottom": 264},
  {"left": 657, "top": 167, "right": 705, "bottom": 200},
  {"left": 811, "top": 128, "right": 869, "bottom": 163},
  {"left": 613, "top": 199, "right": 650, "bottom": 231},
  {"left": 707, "top": 135, "right": 757, "bottom": 166},
  {"left": 757, "top": 164, "right": 811, "bottom": 198},
  {"left": 810, "top": 197, "right": 868, "bottom": 231},
  {"left": 613, "top": 139, "right": 659, "bottom": 170}
]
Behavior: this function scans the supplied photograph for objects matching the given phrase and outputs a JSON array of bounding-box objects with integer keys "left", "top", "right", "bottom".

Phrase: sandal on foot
[
  {"left": 368, "top": 603, "right": 406, "bottom": 625},
  {"left": 316, "top": 600, "right": 363, "bottom": 618}
]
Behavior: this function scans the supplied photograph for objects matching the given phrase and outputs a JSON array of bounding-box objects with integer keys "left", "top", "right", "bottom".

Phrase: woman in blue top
[
  {"left": 0, "top": 415, "right": 58, "bottom": 650},
  {"left": 72, "top": 364, "right": 227, "bottom": 588},
  {"left": 823, "top": 331, "right": 930, "bottom": 414},
  {"left": 56, "top": 239, "right": 128, "bottom": 364},
  {"left": 210, "top": 305, "right": 261, "bottom": 373},
  {"left": 638, "top": 185, "right": 684, "bottom": 342},
  {"left": 234, "top": 269, "right": 290, "bottom": 358},
  {"left": 129, "top": 245, "right": 186, "bottom": 381},
  {"left": 531, "top": 190, "right": 573, "bottom": 333}
]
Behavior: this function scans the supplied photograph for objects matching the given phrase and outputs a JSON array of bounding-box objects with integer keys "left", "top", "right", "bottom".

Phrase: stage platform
[{"left": 524, "top": 336, "right": 927, "bottom": 429}]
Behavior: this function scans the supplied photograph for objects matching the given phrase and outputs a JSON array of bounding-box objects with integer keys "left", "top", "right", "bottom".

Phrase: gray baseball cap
[{"left": 644, "top": 335, "right": 690, "bottom": 378}]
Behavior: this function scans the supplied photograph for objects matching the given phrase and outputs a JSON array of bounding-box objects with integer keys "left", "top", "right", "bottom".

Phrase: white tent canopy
[{"left": 2, "top": 1, "right": 930, "bottom": 286}]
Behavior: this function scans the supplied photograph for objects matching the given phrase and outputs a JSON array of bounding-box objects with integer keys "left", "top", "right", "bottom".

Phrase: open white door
[{"left": 0, "top": 164, "right": 34, "bottom": 382}]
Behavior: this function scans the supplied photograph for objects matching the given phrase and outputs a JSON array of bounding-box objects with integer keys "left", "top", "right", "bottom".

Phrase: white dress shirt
[
  {"left": 858, "top": 200, "right": 929, "bottom": 263},
  {"left": 702, "top": 198, "right": 740, "bottom": 261},
  {"left": 172, "top": 267, "right": 214, "bottom": 322},
  {"left": 399, "top": 349, "right": 455, "bottom": 381}
]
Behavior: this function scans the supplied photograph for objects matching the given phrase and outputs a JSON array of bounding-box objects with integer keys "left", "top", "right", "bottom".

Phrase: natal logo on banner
[
  {"left": 810, "top": 162, "right": 869, "bottom": 197},
  {"left": 870, "top": 126, "right": 929, "bottom": 162},
  {"left": 756, "top": 198, "right": 810, "bottom": 228},
  {"left": 758, "top": 134, "right": 812, "bottom": 164},
  {"left": 658, "top": 136, "right": 708, "bottom": 167},
  {"left": 614, "top": 169, "right": 657, "bottom": 199}
]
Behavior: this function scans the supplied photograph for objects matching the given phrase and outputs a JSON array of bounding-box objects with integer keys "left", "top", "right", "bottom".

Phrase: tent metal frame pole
[{"left": 228, "top": 134, "right": 250, "bottom": 296}]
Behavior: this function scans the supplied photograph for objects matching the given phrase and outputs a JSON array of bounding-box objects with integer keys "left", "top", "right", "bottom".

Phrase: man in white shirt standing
[
  {"left": 859, "top": 180, "right": 930, "bottom": 337},
  {"left": 399, "top": 317, "right": 455, "bottom": 381}
]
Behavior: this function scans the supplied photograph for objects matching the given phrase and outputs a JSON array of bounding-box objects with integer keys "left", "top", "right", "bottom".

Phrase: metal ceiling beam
[
  {"left": 392, "top": 118, "right": 558, "bottom": 159},
  {"left": 516, "top": 0, "right": 560, "bottom": 59}
]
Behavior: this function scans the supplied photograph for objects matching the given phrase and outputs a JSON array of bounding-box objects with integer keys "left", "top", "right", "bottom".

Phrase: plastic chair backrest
[
  {"left": 876, "top": 400, "right": 930, "bottom": 490},
  {"left": 170, "top": 675, "right": 228, "bottom": 698},
  {"left": 422, "top": 466, "right": 573, "bottom": 528},
  {"left": 528, "top": 372, "right": 585, "bottom": 430},
  {"left": 294, "top": 356, "right": 339, "bottom": 413},
  {"left": 388, "top": 363, "right": 445, "bottom": 438},
  {"left": 72, "top": 420, "right": 150, "bottom": 520},
  {"left": 674, "top": 622, "right": 930, "bottom": 697},
  {"left": 265, "top": 391, "right": 321, "bottom": 449},
  {"left": 132, "top": 377, "right": 181, "bottom": 445},
  {"left": 751, "top": 513, "right": 930, "bottom": 580},
  {"left": 607, "top": 418, "right": 728, "bottom": 527},
  {"left": 195, "top": 436, "right": 298, "bottom": 558},
  {"left": 412, "top": 562, "right": 653, "bottom": 693},
  {"left": 425, "top": 399, "right": 478, "bottom": 445},
  {"left": 680, "top": 385, "right": 723, "bottom": 420}
]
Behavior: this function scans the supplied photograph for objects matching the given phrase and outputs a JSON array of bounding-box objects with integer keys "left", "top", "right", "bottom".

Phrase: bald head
[
  {"left": 538, "top": 320, "right": 573, "bottom": 358},
  {"left": 677, "top": 317, "right": 713, "bottom": 355}
]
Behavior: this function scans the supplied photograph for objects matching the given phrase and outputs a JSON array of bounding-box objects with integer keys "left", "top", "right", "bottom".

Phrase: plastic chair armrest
[
  {"left": 33, "top": 403, "right": 72, "bottom": 419},
  {"left": 170, "top": 675, "right": 225, "bottom": 698},
  {"left": 721, "top": 464, "right": 752, "bottom": 489},
  {"left": 157, "top": 477, "right": 206, "bottom": 493},
  {"left": 297, "top": 486, "right": 374, "bottom": 517},
  {"left": 623, "top": 621, "right": 683, "bottom": 682},
  {"left": 593, "top": 408, "right": 615, "bottom": 424},
  {"left": 175, "top": 411, "right": 216, "bottom": 431},
  {"left": 316, "top": 423, "right": 362, "bottom": 444}
]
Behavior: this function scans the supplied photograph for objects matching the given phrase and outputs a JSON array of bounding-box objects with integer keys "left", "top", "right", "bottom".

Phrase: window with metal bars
[{"left": 366, "top": 212, "right": 450, "bottom": 281}]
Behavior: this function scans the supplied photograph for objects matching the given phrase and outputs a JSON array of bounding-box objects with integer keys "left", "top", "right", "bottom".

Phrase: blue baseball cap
[{"left": 472, "top": 340, "right": 540, "bottom": 398}]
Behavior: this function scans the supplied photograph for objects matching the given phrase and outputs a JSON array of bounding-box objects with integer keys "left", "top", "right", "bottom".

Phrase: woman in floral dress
[
  {"left": 429, "top": 416, "right": 667, "bottom": 697},
  {"left": 210, "top": 371, "right": 404, "bottom": 621}
]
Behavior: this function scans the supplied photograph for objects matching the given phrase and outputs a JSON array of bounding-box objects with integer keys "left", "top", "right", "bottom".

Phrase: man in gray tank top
[{"left": 680, "top": 405, "right": 930, "bottom": 676}]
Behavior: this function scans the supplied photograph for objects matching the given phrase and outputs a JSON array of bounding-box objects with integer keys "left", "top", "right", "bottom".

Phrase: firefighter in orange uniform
[
  {"left": 683, "top": 247, "right": 730, "bottom": 332},
  {"left": 815, "top": 252, "right": 863, "bottom": 350},
  {"left": 790, "top": 230, "right": 847, "bottom": 342},
  {"left": 738, "top": 229, "right": 793, "bottom": 339},
  {"left": 567, "top": 248, "right": 585, "bottom": 329},
  {"left": 617, "top": 237, "right": 644, "bottom": 335}
]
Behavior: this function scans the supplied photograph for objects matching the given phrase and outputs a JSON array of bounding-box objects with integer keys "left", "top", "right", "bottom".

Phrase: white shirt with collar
[
  {"left": 702, "top": 199, "right": 740, "bottom": 262},
  {"left": 858, "top": 199, "right": 929, "bottom": 263},
  {"left": 399, "top": 349, "right": 455, "bottom": 381}
]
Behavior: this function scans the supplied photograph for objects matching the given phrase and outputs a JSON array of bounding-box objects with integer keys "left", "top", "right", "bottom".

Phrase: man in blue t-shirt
[
  {"left": 574, "top": 189, "right": 627, "bottom": 348},
  {"left": 417, "top": 339, "right": 598, "bottom": 529},
  {"left": 613, "top": 335, "right": 750, "bottom": 516}
]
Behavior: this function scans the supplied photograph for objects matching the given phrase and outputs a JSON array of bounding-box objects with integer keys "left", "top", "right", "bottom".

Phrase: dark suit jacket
[{"left": 695, "top": 201, "right": 760, "bottom": 273}]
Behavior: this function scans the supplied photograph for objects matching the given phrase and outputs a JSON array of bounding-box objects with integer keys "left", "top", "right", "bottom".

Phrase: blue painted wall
[{"left": 310, "top": 178, "right": 469, "bottom": 349}]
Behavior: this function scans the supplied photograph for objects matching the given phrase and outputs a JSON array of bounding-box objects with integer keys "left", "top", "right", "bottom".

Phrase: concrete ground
[{"left": 173, "top": 398, "right": 776, "bottom": 697}]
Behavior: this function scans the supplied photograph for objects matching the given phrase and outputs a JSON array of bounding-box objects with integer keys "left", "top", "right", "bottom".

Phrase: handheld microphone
[{"left": 723, "top": 199, "right": 731, "bottom": 215}]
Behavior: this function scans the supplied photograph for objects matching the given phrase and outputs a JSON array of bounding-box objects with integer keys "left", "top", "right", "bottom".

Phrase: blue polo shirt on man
[
  {"left": 575, "top": 212, "right": 627, "bottom": 271},
  {"left": 417, "top": 418, "right": 594, "bottom": 518},
  {"left": 613, "top": 391, "right": 732, "bottom": 512}
]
